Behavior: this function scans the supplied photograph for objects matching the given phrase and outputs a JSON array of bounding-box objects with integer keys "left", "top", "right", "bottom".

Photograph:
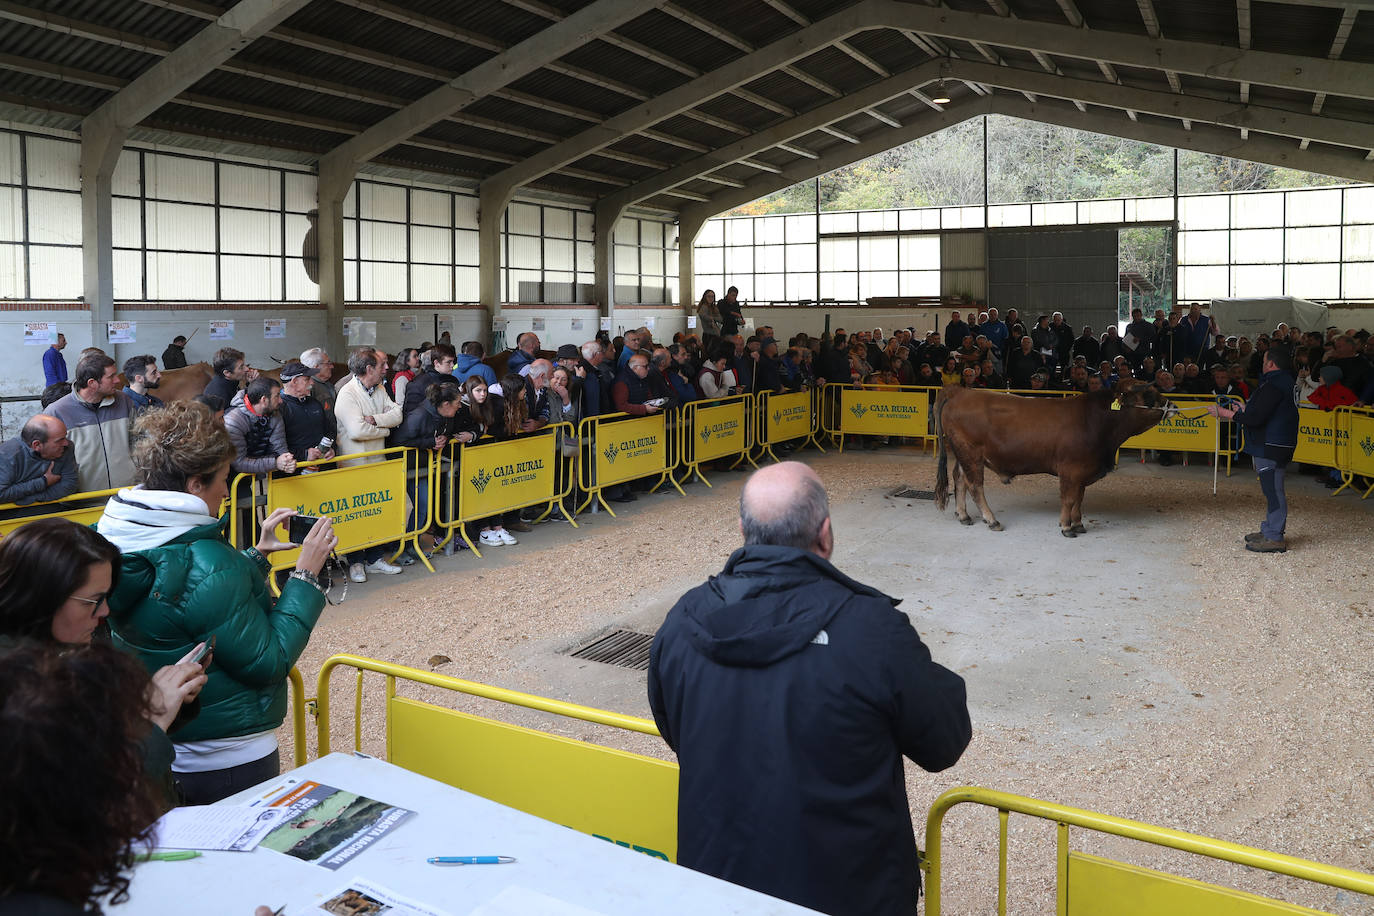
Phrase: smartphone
[
  {"left": 189, "top": 635, "right": 216, "bottom": 668},
  {"left": 288, "top": 514, "right": 320, "bottom": 545}
]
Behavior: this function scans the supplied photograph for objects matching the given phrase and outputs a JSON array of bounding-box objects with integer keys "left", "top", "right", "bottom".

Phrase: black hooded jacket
[{"left": 648, "top": 545, "right": 971, "bottom": 916}]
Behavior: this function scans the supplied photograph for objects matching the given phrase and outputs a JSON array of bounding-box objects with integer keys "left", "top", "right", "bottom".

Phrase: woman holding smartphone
[
  {"left": 98, "top": 401, "right": 338, "bottom": 804},
  {"left": 0, "top": 517, "right": 207, "bottom": 810}
]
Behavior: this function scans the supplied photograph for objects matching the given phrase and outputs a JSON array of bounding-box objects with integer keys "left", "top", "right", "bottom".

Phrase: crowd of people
[
  {"left": 4, "top": 300, "right": 1372, "bottom": 914},
  {"left": 10, "top": 305, "right": 1374, "bottom": 527}
]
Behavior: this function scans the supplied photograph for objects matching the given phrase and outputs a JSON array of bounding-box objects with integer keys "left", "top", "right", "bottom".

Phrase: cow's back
[{"left": 940, "top": 387, "right": 1097, "bottom": 477}]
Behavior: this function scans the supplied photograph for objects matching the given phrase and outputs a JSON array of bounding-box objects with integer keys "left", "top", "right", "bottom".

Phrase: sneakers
[
  {"left": 480, "top": 529, "right": 518, "bottom": 547},
  {"left": 366, "top": 558, "right": 403, "bottom": 575},
  {"left": 494, "top": 528, "right": 518, "bottom": 545},
  {"left": 348, "top": 562, "right": 367, "bottom": 583},
  {"left": 1245, "top": 538, "right": 1288, "bottom": 553},
  {"left": 1244, "top": 531, "right": 1265, "bottom": 544}
]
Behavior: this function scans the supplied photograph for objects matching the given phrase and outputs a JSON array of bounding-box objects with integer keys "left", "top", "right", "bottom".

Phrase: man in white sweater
[{"left": 334, "top": 347, "right": 404, "bottom": 582}]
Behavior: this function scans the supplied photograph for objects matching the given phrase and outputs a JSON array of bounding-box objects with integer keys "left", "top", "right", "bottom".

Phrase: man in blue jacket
[
  {"left": 648, "top": 461, "right": 971, "bottom": 916},
  {"left": 1211, "top": 343, "right": 1299, "bottom": 553}
]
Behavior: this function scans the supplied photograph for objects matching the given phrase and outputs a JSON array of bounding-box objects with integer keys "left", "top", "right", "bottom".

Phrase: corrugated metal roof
[{"left": 0, "top": 0, "right": 1365, "bottom": 211}]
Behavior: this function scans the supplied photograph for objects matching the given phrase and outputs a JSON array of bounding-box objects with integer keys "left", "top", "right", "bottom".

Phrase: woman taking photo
[{"left": 98, "top": 401, "right": 338, "bottom": 805}]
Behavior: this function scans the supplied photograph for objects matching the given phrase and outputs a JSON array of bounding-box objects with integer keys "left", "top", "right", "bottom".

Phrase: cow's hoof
[
  {"left": 1071, "top": 523, "right": 1087, "bottom": 534},
  {"left": 1062, "top": 529, "right": 1077, "bottom": 538},
  {"left": 988, "top": 521, "right": 1004, "bottom": 531},
  {"left": 958, "top": 516, "right": 975, "bottom": 526}
]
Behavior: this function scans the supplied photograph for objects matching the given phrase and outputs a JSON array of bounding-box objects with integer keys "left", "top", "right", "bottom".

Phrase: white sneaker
[
  {"left": 494, "top": 528, "right": 518, "bottom": 545},
  {"left": 366, "top": 558, "right": 403, "bottom": 575},
  {"left": 348, "top": 562, "right": 367, "bottom": 583},
  {"left": 479, "top": 530, "right": 506, "bottom": 547}
]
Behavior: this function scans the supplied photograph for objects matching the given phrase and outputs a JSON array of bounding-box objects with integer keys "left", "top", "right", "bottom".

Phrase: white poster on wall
[
  {"left": 599, "top": 317, "right": 612, "bottom": 331},
  {"left": 399, "top": 315, "right": 417, "bottom": 333},
  {"left": 644, "top": 316, "right": 656, "bottom": 330},
  {"left": 492, "top": 318, "right": 508, "bottom": 333},
  {"left": 24, "top": 322, "right": 56, "bottom": 345},
  {"left": 531, "top": 317, "right": 545, "bottom": 331},
  {"left": 106, "top": 321, "right": 136, "bottom": 344},
  {"left": 687, "top": 316, "right": 697, "bottom": 329},
  {"left": 209, "top": 320, "right": 234, "bottom": 340},
  {"left": 351, "top": 321, "right": 377, "bottom": 346},
  {"left": 570, "top": 318, "right": 584, "bottom": 331},
  {"left": 436, "top": 316, "right": 453, "bottom": 334},
  {"left": 263, "top": 319, "right": 286, "bottom": 339}
]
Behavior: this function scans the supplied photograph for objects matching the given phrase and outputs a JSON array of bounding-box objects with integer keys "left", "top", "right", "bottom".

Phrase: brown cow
[
  {"left": 933, "top": 380, "right": 1167, "bottom": 537},
  {"left": 116, "top": 360, "right": 342, "bottom": 403}
]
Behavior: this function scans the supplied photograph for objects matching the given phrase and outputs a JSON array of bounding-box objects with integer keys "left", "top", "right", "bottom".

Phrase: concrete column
[
  {"left": 677, "top": 214, "right": 704, "bottom": 320},
  {"left": 478, "top": 185, "right": 511, "bottom": 321},
  {"left": 317, "top": 164, "right": 352, "bottom": 361},
  {"left": 593, "top": 201, "right": 619, "bottom": 325},
  {"left": 80, "top": 120, "right": 122, "bottom": 347}
]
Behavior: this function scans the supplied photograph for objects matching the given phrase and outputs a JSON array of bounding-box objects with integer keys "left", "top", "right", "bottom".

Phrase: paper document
[
  {"left": 249, "top": 778, "right": 415, "bottom": 870},
  {"left": 152, "top": 805, "right": 287, "bottom": 852},
  {"left": 305, "top": 878, "right": 453, "bottom": 916}
]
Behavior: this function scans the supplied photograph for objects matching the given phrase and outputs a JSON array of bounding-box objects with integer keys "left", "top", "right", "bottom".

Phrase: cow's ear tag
[{"left": 1110, "top": 399, "right": 1122, "bottom": 411}]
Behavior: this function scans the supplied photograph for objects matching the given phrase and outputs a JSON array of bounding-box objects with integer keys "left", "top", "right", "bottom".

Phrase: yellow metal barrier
[
  {"left": 314, "top": 654, "right": 679, "bottom": 861},
  {"left": 439, "top": 423, "right": 576, "bottom": 556},
  {"left": 756, "top": 388, "right": 822, "bottom": 462},
  {"left": 1119, "top": 394, "right": 1236, "bottom": 477},
  {"left": 254, "top": 446, "right": 432, "bottom": 585},
  {"left": 680, "top": 393, "right": 757, "bottom": 486},
  {"left": 1293, "top": 406, "right": 1343, "bottom": 471},
  {"left": 0, "top": 485, "right": 121, "bottom": 538},
  {"left": 576, "top": 410, "right": 683, "bottom": 516},
  {"left": 1335, "top": 405, "right": 1374, "bottom": 498},
  {"left": 287, "top": 665, "right": 307, "bottom": 769},
  {"left": 822, "top": 382, "right": 936, "bottom": 450},
  {"left": 924, "top": 786, "right": 1374, "bottom": 916}
]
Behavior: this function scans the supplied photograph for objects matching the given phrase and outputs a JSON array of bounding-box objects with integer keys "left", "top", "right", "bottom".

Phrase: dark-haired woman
[
  {"left": 388, "top": 346, "right": 420, "bottom": 406},
  {"left": 97, "top": 401, "right": 337, "bottom": 805},
  {"left": 394, "top": 382, "right": 474, "bottom": 556},
  {"left": 457, "top": 377, "right": 516, "bottom": 547},
  {"left": 0, "top": 518, "right": 207, "bottom": 808},
  {"left": 0, "top": 643, "right": 282, "bottom": 915},
  {"left": 0, "top": 643, "right": 168, "bottom": 914}
]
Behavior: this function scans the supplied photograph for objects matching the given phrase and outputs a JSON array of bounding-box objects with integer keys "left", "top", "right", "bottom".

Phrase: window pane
[
  {"left": 410, "top": 190, "right": 451, "bottom": 227},
  {"left": 1178, "top": 230, "right": 1227, "bottom": 265},
  {"left": 358, "top": 183, "right": 406, "bottom": 222},
  {"left": 221, "top": 208, "right": 282, "bottom": 256},
  {"left": 25, "top": 138, "right": 81, "bottom": 191},
  {"left": 219, "top": 164, "right": 279, "bottom": 210},
  {"left": 146, "top": 201, "right": 216, "bottom": 252},
  {"left": 1286, "top": 227, "right": 1340, "bottom": 263},
  {"left": 26, "top": 190, "right": 81, "bottom": 245},
  {"left": 410, "top": 264, "right": 451, "bottom": 301},
  {"left": 145, "top": 251, "right": 216, "bottom": 299},
  {"left": 1178, "top": 195, "right": 1229, "bottom": 230},
  {"left": 410, "top": 225, "right": 451, "bottom": 265},
  {"left": 1229, "top": 229, "right": 1282, "bottom": 264},
  {"left": 359, "top": 261, "right": 407, "bottom": 301},
  {"left": 1285, "top": 188, "right": 1341, "bottom": 227},
  {"left": 1230, "top": 265, "right": 1283, "bottom": 298},
  {"left": 1284, "top": 263, "right": 1339, "bottom": 298},
  {"left": 220, "top": 255, "right": 282, "bottom": 300},
  {"left": 1231, "top": 192, "right": 1282, "bottom": 228}
]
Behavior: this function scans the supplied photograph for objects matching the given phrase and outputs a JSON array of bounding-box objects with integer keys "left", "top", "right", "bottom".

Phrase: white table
[{"left": 113, "top": 752, "right": 818, "bottom": 915}]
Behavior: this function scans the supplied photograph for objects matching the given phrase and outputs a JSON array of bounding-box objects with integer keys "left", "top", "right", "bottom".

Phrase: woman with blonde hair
[{"left": 98, "top": 401, "right": 337, "bottom": 804}]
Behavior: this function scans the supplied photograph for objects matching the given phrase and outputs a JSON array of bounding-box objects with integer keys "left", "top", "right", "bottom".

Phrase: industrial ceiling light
[{"left": 931, "top": 78, "right": 951, "bottom": 105}]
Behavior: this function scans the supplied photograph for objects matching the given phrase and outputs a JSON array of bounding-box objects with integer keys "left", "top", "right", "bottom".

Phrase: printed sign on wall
[
  {"left": 210, "top": 320, "right": 234, "bottom": 340},
  {"left": 24, "top": 322, "right": 56, "bottom": 345}
]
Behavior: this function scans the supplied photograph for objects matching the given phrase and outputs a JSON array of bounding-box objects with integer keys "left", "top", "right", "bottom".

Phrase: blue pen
[{"left": 427, "top": 856, "right": 516, "bottom": 866}]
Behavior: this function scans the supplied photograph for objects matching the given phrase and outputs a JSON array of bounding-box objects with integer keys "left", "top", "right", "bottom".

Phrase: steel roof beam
[
  {"left": 598, "top": 58, "right": 943, "bottom": 212},
  {"left": 80, "top": 0, "right": 312, "bottom": 346},
  {"left": 677, "top": 94, "right": 1374, "bottom": 230},
  {"left": 950, "top": 59, "right": 1374, "bottom": 151}
]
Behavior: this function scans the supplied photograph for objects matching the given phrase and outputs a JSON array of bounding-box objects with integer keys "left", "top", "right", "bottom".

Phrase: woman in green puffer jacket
[{"left": 99, "top": 402, "right": 338, "bottom": 805}]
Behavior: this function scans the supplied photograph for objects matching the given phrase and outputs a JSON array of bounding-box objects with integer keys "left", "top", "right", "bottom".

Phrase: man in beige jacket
[{"left": 334, "top": 347, "right": 404, "bottom": 582}]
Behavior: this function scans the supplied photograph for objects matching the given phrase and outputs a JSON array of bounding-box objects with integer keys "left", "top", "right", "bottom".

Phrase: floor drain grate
[
  {"left": 892, "top": 487, "right": 936, "bottom": 500},
  {"left": 567, "top": 628, "right": 656, "bottom": 671}
]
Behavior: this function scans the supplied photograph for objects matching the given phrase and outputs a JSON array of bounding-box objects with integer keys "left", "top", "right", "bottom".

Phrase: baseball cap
[{"left": 280, "top": 361, "right": 319, "bottom": 381}]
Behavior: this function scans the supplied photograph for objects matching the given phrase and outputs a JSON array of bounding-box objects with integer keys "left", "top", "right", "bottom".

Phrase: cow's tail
[{"left": 933, "top": 390, "right": 950, "bottom": 511}]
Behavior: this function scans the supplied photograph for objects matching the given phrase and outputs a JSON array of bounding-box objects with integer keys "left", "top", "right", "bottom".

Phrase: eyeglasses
[{"left": 68, "top": 593, "right": 108, "bottom": 611}]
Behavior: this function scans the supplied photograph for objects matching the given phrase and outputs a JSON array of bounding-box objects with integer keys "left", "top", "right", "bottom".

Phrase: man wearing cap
[{"left": 279, "top": 360, "right": 337, "bottom": 464}]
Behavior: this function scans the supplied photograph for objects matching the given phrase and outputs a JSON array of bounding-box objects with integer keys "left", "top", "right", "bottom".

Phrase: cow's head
[{"left": 1113, "top": 378, "right": 1165, "bottom": 410}]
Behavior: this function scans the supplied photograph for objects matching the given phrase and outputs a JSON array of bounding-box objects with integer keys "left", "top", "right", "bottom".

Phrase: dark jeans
[
  {"left": 174, "top": 749, "right": 281, "bottom": 805},
  {"left": 1253, "top": 456, "right": 1288, "bottom": 541}
]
